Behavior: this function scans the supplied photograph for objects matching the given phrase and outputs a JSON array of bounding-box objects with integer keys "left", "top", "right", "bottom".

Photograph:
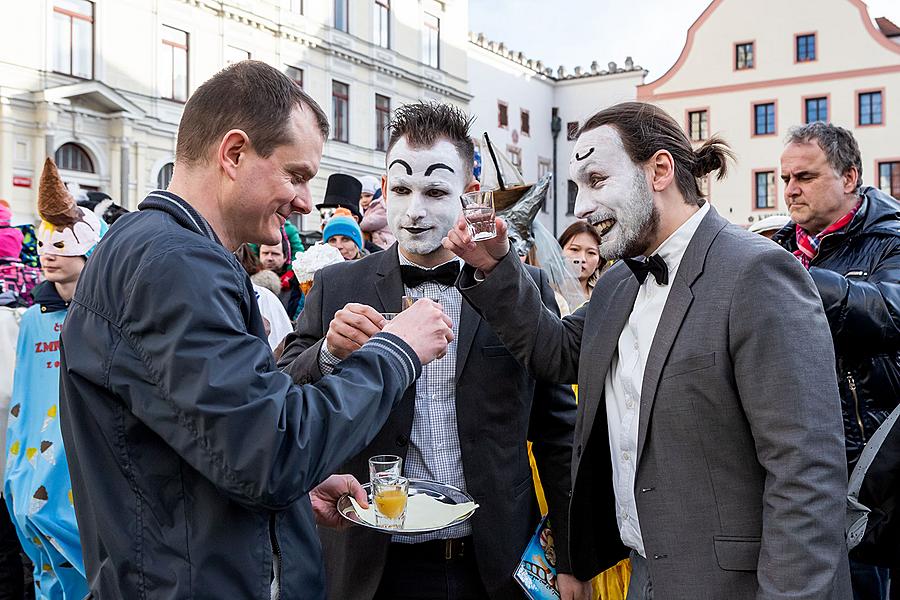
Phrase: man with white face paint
[
  {"left": 445, "top": 101, "right": 851, "bottom": 599},
  {"left": 278, "top": 102, "right": 582, "bottom": 600}
]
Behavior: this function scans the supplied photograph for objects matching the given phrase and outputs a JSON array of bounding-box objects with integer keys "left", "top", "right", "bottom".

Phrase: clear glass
[
  {"left": 460, "top": 190, "right": 496, "bottom": 241},
  {"left": 368, "top": 454, "right": 402, "bottom": 483},
  {"left": 372, "top": 475, "right": 408, "bottom": 528}
]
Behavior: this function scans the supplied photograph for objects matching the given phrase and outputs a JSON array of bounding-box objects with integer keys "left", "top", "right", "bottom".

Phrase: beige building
[
  {"left": 0, "top": 0, "right": 471, "bottom": 229},
  {"left": 638, "top": 0, "right": 900, "bottom": 226}
]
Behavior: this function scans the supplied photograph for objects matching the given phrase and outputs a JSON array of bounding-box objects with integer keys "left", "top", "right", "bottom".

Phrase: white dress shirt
[{"left": 604, "top": 202, "right": 709, "bottom": 557}]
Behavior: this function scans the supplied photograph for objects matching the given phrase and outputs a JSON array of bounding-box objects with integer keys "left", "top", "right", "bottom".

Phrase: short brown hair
[
  {"left": 176, "top": 60, "right": 329, "bottom": 166},
  {"left": 578, "top": 102, "right": 734, "bottom": 207},
  {"left": 386, "top": 102, "right": 474, "bottom": 176}
]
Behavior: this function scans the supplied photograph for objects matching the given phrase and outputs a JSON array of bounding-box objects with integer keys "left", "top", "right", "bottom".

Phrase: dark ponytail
[{"left": 691, "top": 136, "right": 734, "bottom": 180}]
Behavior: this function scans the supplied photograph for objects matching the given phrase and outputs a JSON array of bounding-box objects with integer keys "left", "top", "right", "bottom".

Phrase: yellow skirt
[{"left": 526, "top": 384, "right": 631, "bottom": 600}]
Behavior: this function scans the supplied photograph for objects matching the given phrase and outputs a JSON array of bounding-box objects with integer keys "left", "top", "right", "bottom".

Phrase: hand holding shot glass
[{"left": 460, "top": 190, "right": 497, "bottom": 241}]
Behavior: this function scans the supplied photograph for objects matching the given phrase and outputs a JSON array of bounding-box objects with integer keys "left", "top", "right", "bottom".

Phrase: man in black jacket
[
  {"left": 278, "top": 102, "right": 584, "bottom": 600},
  {"left": 775, "top": 122, "right": 900, "bottom": 600},
  {"left": 57, "top": 61, "right": 453, "bottom": 600}
]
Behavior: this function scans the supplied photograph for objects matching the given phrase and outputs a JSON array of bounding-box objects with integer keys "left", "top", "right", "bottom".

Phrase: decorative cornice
[{"left": 467, "top": 31, "right": 645, "bottom": 82}]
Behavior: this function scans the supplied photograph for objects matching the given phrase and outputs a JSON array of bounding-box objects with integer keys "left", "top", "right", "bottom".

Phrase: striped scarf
[{"left": 794, "top": 198, "right": 862, "bottom": 268}]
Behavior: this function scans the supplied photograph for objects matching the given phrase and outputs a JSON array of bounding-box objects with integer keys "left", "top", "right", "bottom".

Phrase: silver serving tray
[{"left": 337, "top": 478, "right": 477, "bottom": 535}]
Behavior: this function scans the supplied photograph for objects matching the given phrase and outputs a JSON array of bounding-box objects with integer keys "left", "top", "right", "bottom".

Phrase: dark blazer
[
  {"left": 277, "top": 245, "right": 577, "bottom": 600},
  {"left": 458, "top": 208, "right": 853, "bottom": 599}
]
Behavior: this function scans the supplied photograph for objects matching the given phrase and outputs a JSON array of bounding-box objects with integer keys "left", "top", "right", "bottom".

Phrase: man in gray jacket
[
  {"left": 58, "top": 61, "right": 453, "bottom": 599},
  {"left": 444, "top": 102, "right": 852, "bottom": 599}
]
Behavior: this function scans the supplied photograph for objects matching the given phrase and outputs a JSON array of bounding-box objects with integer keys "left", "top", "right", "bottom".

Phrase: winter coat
[
  {"left": 773, "top": 186, "right": 900, "bottom": 467},
  {"left": 359, "top": 198, "right": 396, "bottom": 250}
]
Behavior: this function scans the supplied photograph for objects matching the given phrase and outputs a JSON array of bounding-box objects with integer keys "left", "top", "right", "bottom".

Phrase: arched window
[
  {"left": 157, "top": 162, "right": 174, "bottom": 189},
  {"left": 55, "top": 143, "right": 94, "bottom": 173}
]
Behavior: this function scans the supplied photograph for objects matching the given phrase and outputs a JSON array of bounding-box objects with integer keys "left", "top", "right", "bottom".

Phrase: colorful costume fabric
[{"left": 4, "top": 283, "right": 88, "bottom": 599}]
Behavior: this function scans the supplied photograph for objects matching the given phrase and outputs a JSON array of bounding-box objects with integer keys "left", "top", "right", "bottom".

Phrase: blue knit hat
[{"left": 322, "top": 214, "right": 362, "bottom": 251}]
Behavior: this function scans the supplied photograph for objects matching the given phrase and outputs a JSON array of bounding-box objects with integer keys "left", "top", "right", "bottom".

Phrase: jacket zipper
[
  {"left": 846, "top": 373, "right": 866, "bottom": 441},
  {"left": 269, "top": 515, "right": 282, "bottom": 600}
]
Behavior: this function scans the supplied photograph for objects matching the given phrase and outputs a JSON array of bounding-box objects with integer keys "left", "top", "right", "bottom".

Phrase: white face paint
[
  {"left": 569, "top": 125, "right": 658, "bottom": 259},
  {"left": 385, "top": 137, "right": 468, "bottom": 256}
]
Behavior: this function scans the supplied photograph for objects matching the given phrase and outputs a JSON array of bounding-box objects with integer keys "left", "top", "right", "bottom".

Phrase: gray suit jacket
[
  {"left": 459, "top": 208, "right": 852, "bottom": 599},
  {"left": 277, "top": 245, "right": 577, "bottom": 600}
]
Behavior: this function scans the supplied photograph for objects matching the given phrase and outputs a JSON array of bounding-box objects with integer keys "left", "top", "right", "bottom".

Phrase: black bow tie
[
  {"left": 400, "top": 262, "right": 460, "bottom": 288},
  {"left": 624, "top": 255, "right": 669, "bottom": 285}
]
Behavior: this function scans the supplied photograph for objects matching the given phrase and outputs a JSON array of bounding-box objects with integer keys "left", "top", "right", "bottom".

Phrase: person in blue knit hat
[{"left": 322, "top": 208, "right": 364, "bottom": 260}]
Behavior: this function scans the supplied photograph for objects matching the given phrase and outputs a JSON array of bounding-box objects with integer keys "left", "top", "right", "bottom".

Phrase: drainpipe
[{"left": 550, "top": 107, "right": 561, "bottom": 237}]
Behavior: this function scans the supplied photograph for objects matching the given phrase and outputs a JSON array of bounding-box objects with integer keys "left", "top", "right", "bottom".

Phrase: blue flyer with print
[{"left": 514, "top": 516, "right": 560, "bottom": 600}]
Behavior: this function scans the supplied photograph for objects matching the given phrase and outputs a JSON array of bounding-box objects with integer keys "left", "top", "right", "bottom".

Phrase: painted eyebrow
[
  {"left": 575, "top": 147, "right": 595, "bottom": 161},
  {"left": 389, "top": 159, "right": 413, "bottom": 175},
  {"left": 424, "top": 163, "right": 455, "bottom": 176}
]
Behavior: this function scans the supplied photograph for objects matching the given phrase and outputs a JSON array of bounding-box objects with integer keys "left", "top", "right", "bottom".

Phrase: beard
[{"left": 594, "top": 171, "right": 659, "bottom": 260}]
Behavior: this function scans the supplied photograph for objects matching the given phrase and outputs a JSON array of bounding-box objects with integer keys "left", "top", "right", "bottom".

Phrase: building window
[
  {"left": 375, "top": 94, "right": 390, "bottom": 151},
  {"left": 688, "top": 109, "right": 708, "bottom": 141},
  {"left": 735, "top": 42, "right": 754, "bottom": 70},
  {"left": 567, "top": 180, "right": 578, "bottom": 215},
  {"left": 507, "top": 146, "right": 522, "bottom": 171},
  {"left": 226, "top": 46, "right": 250, "bottom": 66},
  {"left": 753, "top": 102, "right": 776, "bottom": 135},
  {"left": 497, "top": 102, "right": 508, "bottom": 128},
  {"left": 334, "top": 0, "right": 349, "bottom": 32},
  {"left": 566, "top": 121, "right": 579, "bottom": 141},
  {"left": 796, "top": 34, "right": 816, "bottom": 62},
  {"left": 160, "top": 26, "right": 188, "bottom": 102},
  {"left": 858, "top": 91, "right": 884, "bottom": 126},
  {"left": 804, "top": 97, "right": 828, "bottom": 123},
  {"left": 754, "top": 171, "right": 776, "bottom": 209},
  {"left": 157, "top": 162, "right": 174, "bottom": 189},
  {"left": 538, "top": 159, "right": 551, "bottom": 212},
  {"left": 55, "top": 143, "right": 94, "bottom": 173},
  {"left": 53, "top": 0, "right": 94, "bottom": 79},
  {"left": 332, "top": 80, "right": 349, "bottom": 143},
  {"left": 288, "top": 0, "right": 303, "bottom": 13},
  {"left": 520, "top": 110, "right": 530, "bottom": 136},
  {"left": 285, "top": 66, "right": 303, "bottom": 89},
  {"left": 374, "top": 0, "right": 389, "bottom": 48},
  {"left": 879, "top": 161, "right": 900, "bottom": 197},
  {"left": 422, "top": 12, "right": 440, "bottom": 68}
]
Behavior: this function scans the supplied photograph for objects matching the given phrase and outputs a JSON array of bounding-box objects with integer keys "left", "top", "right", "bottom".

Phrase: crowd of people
[{"left": 0, "top": 59, "right": 897, "bottom": 600}]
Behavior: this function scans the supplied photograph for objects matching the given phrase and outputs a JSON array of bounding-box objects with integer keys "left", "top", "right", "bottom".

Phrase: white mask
[
  {"left": 569, "top": 125, "right": 658, "bottom": 259},
  {"left": 385, "top": 137, "right": 468, "bottom": 256}
]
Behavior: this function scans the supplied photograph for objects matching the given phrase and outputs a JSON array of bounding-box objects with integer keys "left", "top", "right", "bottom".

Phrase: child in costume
[{"left": 4, "top": 158, "right": 105, "bottom": 599}]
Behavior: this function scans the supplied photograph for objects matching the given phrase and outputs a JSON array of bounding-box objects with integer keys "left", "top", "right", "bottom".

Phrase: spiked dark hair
[{"left": 386, "top": 102, "right": 475, "bottom": 177}]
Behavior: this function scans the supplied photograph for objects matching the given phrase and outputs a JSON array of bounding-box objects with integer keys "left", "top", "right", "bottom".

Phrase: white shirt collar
[{"left": 651, "top": 202, "right": 710, "bottom": 278}]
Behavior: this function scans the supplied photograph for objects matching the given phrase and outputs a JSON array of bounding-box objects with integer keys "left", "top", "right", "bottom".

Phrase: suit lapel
[
  {"left": 455, "top": 300, "right": 481, "bottom": 382},
  {"left": 578, "top": 274, "right": 640, "bottom": 446},
  {"left": 374, "top": 244, "right": 404, "bottom": 313},
  {"left": 635, "top": 207, "right": 728, "bottom": 465}
]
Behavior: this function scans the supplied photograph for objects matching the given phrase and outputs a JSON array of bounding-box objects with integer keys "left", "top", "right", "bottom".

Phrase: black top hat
[{"left": 316, "top": 174, "right": 363, "bottom": 220}]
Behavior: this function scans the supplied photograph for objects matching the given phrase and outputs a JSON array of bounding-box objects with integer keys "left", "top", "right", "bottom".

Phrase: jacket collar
[
  {"left": 138, "top": 190, "right": 222, "bottom": 245},
  {"left": 33, "top": 280, "right": 69, "bottom": 314}
]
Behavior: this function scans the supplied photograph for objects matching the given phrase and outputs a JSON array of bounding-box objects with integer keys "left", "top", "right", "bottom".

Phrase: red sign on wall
[{"left": 12, "top": 176, "right": 32, "bottom": 188}]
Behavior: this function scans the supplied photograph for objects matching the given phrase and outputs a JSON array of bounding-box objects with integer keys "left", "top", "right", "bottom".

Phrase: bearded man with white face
[
  {"left": 445, "top": 101, "right": 852, "bottom": 599},
  {"left": 278, "top": 102, "right": 584, "bottom": 600}
]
